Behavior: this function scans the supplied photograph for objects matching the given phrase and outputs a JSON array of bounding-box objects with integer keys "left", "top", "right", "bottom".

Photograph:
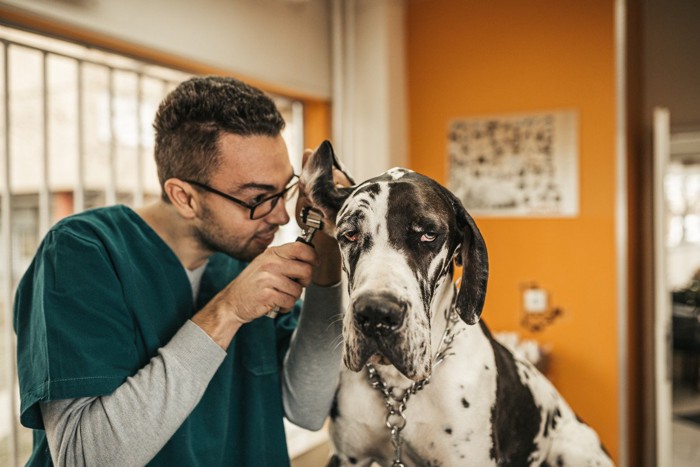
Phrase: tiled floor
[{"left": 672, "top": 383, "right": 700, "bottom": 467}]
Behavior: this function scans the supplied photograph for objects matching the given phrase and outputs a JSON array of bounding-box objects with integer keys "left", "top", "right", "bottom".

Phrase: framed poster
[{"left": 447, "top": 110, "right": 579, "bottom": 217}]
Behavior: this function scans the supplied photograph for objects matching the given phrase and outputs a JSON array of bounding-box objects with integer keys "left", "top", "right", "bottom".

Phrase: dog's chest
[{"left": 330, "top": 333, "right": 499, "bottom": 466}]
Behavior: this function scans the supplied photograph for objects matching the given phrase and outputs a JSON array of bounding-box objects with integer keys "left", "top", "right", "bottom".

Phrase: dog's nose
[{"left": 353, "top": 292, "right": 407, "bottom": 338}]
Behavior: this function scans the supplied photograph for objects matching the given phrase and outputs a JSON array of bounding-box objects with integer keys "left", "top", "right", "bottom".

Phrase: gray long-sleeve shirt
[{"left": 40, "top": 283, "right": 344, "bottom": 466}]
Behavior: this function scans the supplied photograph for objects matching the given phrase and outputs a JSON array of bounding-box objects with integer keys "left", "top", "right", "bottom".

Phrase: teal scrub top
[{"left": 14, "top": 205, "right": 300, "bottom": 466}]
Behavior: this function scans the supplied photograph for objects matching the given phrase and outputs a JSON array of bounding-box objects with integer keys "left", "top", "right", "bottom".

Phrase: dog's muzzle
[
  {"left": 353, "top": 291, "right": 407, "bottom": 338},
  {"left": 346, "top": 290, "right": 428, "bottom": 379}
]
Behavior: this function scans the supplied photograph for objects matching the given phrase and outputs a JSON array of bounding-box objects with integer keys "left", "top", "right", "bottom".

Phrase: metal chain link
[{"left": 365, "top": 304, "right": 463, "bottom": 466}]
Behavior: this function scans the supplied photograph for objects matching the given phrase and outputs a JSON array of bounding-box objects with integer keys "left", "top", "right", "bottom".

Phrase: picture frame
[{"left": 447, "top": 110, "right": 579, "bottom": 217}]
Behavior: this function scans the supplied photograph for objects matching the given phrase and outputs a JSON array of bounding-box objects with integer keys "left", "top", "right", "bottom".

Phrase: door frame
[{"left": 652, "top": 107, "right": 673, "bottom": 467}]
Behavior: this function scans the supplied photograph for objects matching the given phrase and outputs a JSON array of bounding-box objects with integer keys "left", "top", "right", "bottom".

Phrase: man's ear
[
  {"left": 164, "top": 179, "right": 198, "bottom": 219},
  {"left": 300, "top": 140, "right": 355, "bottom": 233}
]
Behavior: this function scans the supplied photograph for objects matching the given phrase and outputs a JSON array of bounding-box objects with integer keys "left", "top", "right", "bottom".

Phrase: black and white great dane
[{"left": 301, "top": 141, "right": 614, "bottom": 467}]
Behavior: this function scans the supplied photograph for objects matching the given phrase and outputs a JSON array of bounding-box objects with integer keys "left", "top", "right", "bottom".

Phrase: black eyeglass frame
[{"left": 182, "top": 174, "right": 299, "bottom": 220}]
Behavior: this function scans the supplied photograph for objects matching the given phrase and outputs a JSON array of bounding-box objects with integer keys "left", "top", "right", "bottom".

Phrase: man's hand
[
  {"left": 191, "top": 241, "right": 317, "bottom": 349},
  {"left": 296, "top": 148, "right": 352, "bottom": 286}
]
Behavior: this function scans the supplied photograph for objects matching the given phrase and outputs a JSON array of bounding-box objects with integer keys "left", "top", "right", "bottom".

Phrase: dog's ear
[
  {"left": 450, "top": 195, "right": 489, "bottom": 325},
  {"left": 300, "top": 140, "right": 355, "bottom": 233}
]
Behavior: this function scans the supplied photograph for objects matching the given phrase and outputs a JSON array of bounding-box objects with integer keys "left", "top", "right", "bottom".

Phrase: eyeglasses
[{"left": 183, "top": 174, "right": 299, "bottom": 220}]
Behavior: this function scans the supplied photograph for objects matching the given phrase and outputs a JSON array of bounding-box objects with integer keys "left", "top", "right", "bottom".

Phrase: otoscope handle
[{"left": 265, "top": 225, "right": 319, "bottom": 318}]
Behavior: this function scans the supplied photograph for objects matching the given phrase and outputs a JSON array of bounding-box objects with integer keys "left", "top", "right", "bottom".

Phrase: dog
[{"left": 300, "top": 141, "right": 614, "bottom": 467}]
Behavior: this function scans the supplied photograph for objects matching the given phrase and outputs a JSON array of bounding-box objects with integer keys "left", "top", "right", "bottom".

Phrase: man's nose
[{"left": 266, "top": 198, "right": 291, "bottom": 225}]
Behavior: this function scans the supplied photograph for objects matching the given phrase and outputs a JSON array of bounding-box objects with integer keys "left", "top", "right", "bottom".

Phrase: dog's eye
[
  {"left": 420, "top": 232, "right": 437, "bottom": 242},
  {"left": 342, "top": 231, "right": 358, "bottom": 242}
]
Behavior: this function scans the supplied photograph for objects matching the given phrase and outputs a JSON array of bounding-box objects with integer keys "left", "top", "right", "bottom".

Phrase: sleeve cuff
[
  {"left": 161, "top": 320, "right": 227, "bottom": 380},
  {"left": 303, "top": 282, "right": 344, "bottom": 318}
]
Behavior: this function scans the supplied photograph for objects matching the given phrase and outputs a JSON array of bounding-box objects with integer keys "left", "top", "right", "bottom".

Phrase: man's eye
[
  {"left": 250, "top": 194, "right": 268, "bottom": 205},
  {"left": 420, "top": 232, "right": 437, "bottom": 243}
]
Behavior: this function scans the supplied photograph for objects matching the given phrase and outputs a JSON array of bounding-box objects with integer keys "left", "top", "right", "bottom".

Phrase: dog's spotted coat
[{"left": 302, "top": 141, "right": 614, "bottom": 467}]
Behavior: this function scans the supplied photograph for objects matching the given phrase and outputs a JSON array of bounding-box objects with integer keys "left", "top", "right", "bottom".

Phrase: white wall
[
  {"left": 354, "top": 0, "right": 407, "bottom": 180},
  {"left": 333, "top": 0, "right": 407, "bottom": 181},
  {"left": 0, "top": 0, "right": 333, "bottom": 99}
]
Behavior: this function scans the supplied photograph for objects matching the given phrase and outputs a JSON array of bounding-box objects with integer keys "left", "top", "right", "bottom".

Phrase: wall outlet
[{"left": 523, "top": 288, "right": 548, "bottom": 313}]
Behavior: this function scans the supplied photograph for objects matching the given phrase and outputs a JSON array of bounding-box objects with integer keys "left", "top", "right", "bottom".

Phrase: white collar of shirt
[{"left": 185, "top": 261, "right": 208, "bottom": 303}]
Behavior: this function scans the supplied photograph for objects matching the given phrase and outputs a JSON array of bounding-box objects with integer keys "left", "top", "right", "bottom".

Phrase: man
[{"left": 14, "top": 76, "right": 344, "bottom": 466}]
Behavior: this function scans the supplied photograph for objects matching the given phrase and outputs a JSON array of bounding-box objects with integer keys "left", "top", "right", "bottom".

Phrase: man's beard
[{"left": 196, "top": 205, "right": 268, "bottom": 262}]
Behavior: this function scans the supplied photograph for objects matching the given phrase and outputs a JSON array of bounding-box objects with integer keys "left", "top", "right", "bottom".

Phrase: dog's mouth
[
  {"left": 344, "top": 331, "right": 432, "bottom": 381},
  {"left": 345, "top": 345, "right": 431, "bottom": 381},
  {"left": 368, "top": 354, "right": 392, "bottom": 366}
]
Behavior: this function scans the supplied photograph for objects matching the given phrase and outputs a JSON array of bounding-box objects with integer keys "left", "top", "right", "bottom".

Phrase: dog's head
[{"left": 302, "top": 141, "right": 488, "bottom": 381}]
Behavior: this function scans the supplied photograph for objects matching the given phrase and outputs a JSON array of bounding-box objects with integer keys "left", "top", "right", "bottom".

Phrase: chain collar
[{"left": 365, "top": 304, "right": 463, "bottom": 466}]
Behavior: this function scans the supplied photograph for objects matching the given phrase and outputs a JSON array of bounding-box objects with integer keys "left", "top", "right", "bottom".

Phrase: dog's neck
[{"left": 429, "top": 275, "right": 457, "bottom": 356}]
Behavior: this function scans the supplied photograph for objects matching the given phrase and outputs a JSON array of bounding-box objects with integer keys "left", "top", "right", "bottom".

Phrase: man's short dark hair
[{"left": 153, "top": 76, "right": 286, "bottom": 201}]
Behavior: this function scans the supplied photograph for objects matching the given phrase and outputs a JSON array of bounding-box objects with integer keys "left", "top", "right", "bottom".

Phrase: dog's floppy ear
[
  {"left": 450, "top": 194, "right": 489, "bottom": 325},
  {"left": 300, "top": 140, "right": 355, "bottom": 233}
]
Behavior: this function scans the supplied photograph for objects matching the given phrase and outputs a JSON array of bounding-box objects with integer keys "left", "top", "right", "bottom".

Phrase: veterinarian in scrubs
[{"left": 14, "top": 76, "right": 344, "bottom": 466}]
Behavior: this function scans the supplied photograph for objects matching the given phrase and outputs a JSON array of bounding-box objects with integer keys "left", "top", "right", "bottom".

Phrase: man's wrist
[
  {"left": 311, "top": 231, "right": 342, "bottom": 286},
  {"left": 190, "top": 305, "right": 244, "bottom": 350},
  {"left": 311, "top": 249, "right": 342, "bottom": 286},
  {"left": 311, "top": 257, "right": 341, "bottom": 285}
]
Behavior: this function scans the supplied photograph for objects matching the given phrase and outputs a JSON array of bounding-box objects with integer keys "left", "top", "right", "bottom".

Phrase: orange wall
[
  {"left": 303, "top": 99, "right": 332, "bottom": 149},
  {"left": 407, "top": 0, "right": 619, "bottom": 461}
]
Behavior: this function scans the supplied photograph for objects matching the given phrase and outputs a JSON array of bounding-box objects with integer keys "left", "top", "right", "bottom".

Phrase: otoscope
[{"left": 265, "top": 206, "right": 324, "bottom": 318}]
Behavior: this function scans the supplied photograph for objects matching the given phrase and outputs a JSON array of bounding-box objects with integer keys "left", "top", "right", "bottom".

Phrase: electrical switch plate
[{"left": 523, "top": 288, "right": 548, "bottom": 313}]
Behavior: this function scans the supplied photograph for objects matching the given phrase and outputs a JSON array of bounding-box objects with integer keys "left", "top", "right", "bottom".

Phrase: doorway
[{"left": 654, "top": 108, "right": 700, "bottom": 467}]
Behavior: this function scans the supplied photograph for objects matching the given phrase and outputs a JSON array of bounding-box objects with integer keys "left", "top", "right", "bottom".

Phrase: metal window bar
[
  {"left": 291, "top": 100, "right": 305, "bottom": 170},
  {"left": 2, "top": 38, "right": 19, "bottom": 467},
  {"left": 107, "top": 66, "right": 116, "bottom": 207},
  {"left": 40, "top": 51, "right": 50, "bottom": 237},
  {"left": 75, "top": 59, "right": 85, "bottom": 213},
  {"left": 135, "top": 73, "right": 144, "bottom": 207}
]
